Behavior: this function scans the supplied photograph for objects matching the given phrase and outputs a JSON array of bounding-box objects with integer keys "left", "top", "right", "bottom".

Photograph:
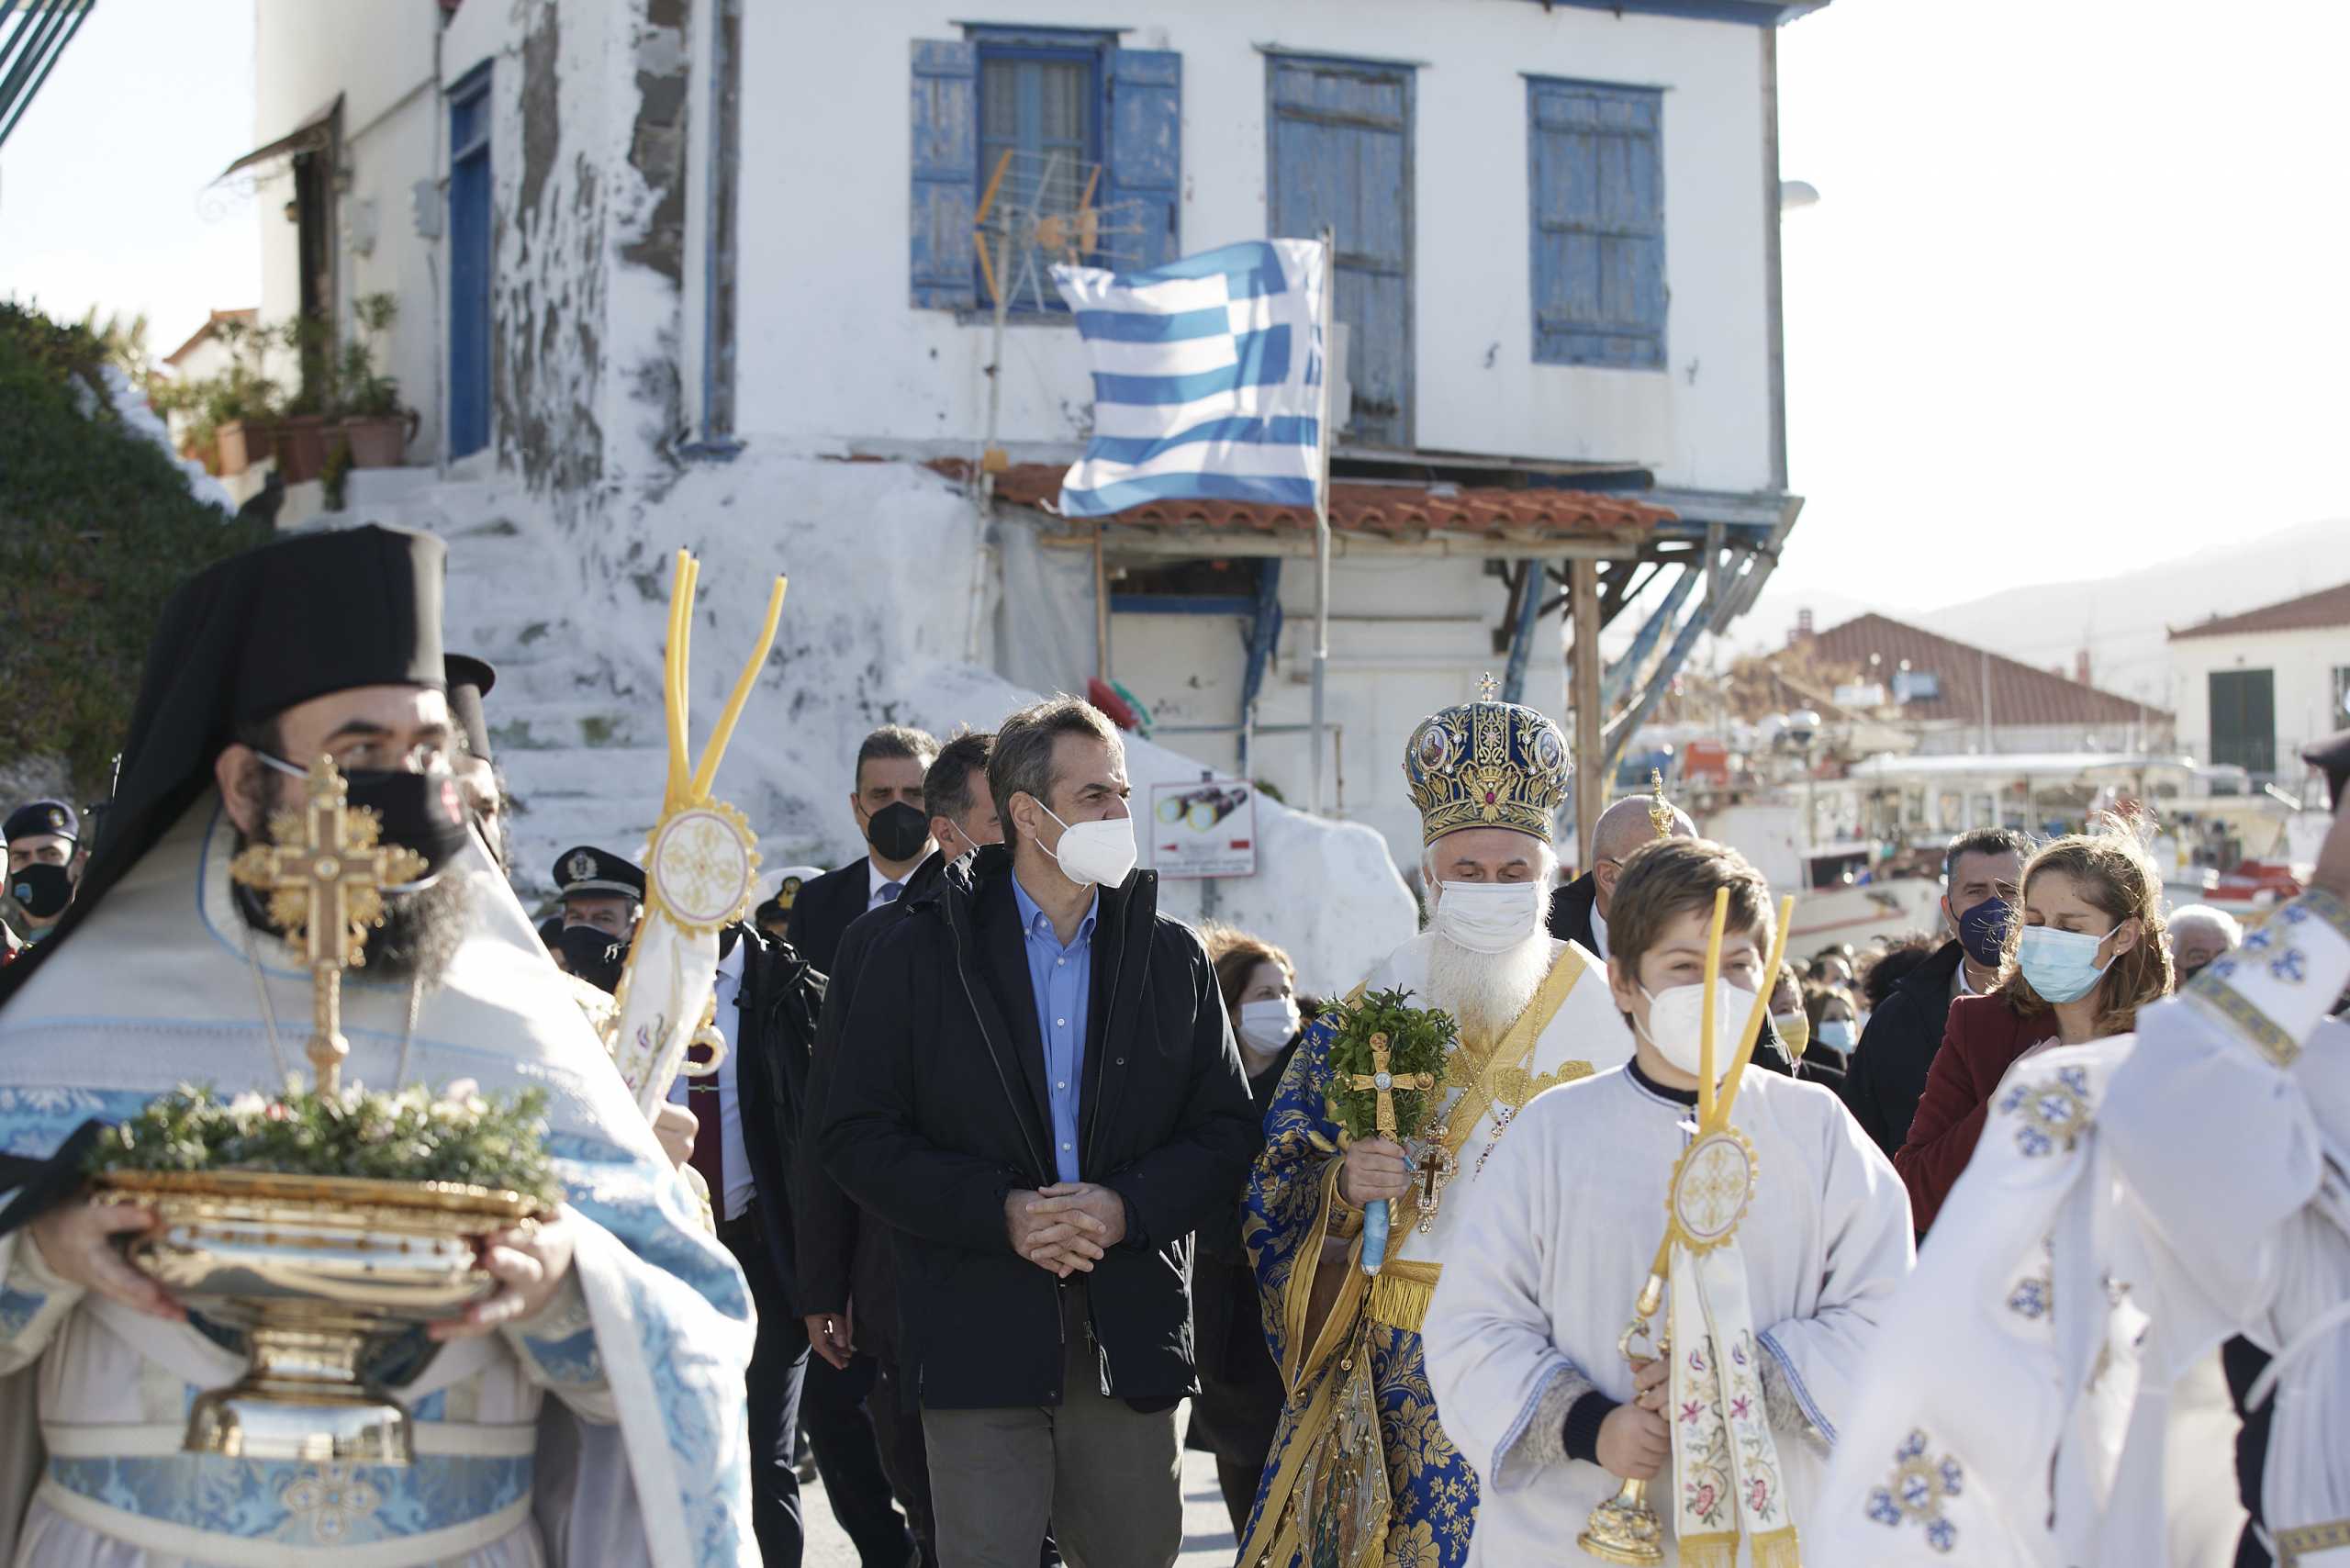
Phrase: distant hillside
[
  {"left": 1710, "top": 517, "right": 2350, "bottom": 716},
  {"left": 1915, "top": 517, "right": 2350, "bottom": 711}
]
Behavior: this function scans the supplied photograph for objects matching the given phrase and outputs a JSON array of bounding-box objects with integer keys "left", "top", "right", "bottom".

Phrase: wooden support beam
[{"left": 1571, "top": 557, "right": 1604, "bottom": 865}]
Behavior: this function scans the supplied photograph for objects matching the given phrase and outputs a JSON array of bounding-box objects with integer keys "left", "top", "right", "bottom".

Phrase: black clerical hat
[
  {"left": 445, "top": 653, "right": 498, "bottom": 763},
  {"left": 2307, "top": 732, "right": 2350, "bottom": 812},
  {"left": 0, "top": 525, "right": 446, "bottom": 1006},
  {"left": 554, "top": 846, "right": 645, "bottom": 901},
  {"left": 2, "top": 801, "right": 77, "bottom": 846}
]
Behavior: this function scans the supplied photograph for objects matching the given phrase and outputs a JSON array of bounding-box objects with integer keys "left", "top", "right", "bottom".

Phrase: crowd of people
[{"left": 0, "top": 521, "right": 2345, "bottom": 1568}]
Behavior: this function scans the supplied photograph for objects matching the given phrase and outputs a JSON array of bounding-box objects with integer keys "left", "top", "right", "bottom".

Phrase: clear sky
[{"left": 4, "top": 1, "right": 2344, "bottom": 618}]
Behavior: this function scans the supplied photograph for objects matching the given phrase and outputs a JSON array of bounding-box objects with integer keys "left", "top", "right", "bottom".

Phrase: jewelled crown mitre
[{"left": 1403, "top": 674, "right": 1572, "bottom": 846}]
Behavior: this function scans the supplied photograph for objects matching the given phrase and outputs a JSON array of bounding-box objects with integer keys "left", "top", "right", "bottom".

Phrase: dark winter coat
[
  {"left": 1838, "top": 939, "right": 1968, "bottom": 1157},
  {"left": 821, "top": 845, "right": 1259, "bottom": 1410}
]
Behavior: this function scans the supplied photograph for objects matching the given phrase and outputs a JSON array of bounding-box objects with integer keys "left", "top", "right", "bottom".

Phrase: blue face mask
[
  {"left": 1816, "top": 1017, "right": 1858, "bottom": 1052},
  {"left": 2016, "top": 924, "right": 2115, "bottom": 1004},
  {"left": 1955, "top": 896, "right": 2013, "bottom": 969}
]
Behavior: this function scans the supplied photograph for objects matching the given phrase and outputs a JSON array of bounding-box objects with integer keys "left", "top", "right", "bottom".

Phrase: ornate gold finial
[
  {"left": 229, "top": 756, "right": 428, "bottom": 1094},
  {"left": 1476, "top": 671, "right": 1499, "bottom": 701},
  {"left": 1647, "top": 767, "right": 1674, "bottom": 841}
]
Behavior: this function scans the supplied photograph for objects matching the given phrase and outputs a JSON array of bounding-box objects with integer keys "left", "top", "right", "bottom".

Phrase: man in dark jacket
[
  {"left": 1546, "top": 790, "right": 1694, "bottom": 958},
  {"left": 789, "top": 724, "right": 940, "bottom": 973},
  {"left": 798, "top": 729, "right": 1002, "bottom": 1563},
  {"left": 823, "top": 697, "right": 1259, "bottom": 1568},
  {"left": 1838, "top": 826, "right": 2029, "bottom": 1156}
]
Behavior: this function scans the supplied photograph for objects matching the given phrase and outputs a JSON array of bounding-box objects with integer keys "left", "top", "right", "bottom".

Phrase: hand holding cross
[
  {"left": 229, "top": 756, "right": 428, "bottom": 1095},
  {"left": 1346, "top": 1031, "right": 1437, "bottom": 1141}
]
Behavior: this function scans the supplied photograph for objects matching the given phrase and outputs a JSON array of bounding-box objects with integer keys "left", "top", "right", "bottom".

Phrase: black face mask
[
  {"left": 9, "top": 862, "right": 72, "bottom": 920},
  {"left": 262, "top": 755, "right": 474, "bottom": 880},
  {"left": 864, "top": 800, "right": 931, "bottom": 863},
  {"left": 557, "top": 924, "right": 628, "bottom": 993}
]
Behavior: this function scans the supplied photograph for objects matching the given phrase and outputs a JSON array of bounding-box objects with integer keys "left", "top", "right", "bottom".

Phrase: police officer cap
[
  {"left": 2306, "top": 731, "right": 2350, "bottom": 812},
  {"left": 553, "top": 845, "right": 646, "bottom": 901},
  {"left": 4, "top": 801, "right": 79, "bottom": 847}
]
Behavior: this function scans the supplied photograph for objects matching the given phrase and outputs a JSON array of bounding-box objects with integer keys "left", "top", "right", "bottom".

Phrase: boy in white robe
[{"left": 1425, "top": 836, "right": 1914, "bottom": 1565}]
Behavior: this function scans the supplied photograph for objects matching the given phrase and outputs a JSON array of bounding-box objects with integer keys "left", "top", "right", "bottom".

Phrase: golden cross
[
  {"left": 1476, "top": 672, "right": 1499, "bottom": 702},
  {"left": 1648, "top": 766, "right": 1675, "bottom": 840},
  {"left": 1346, "top": 1031, "right": 1437, "bottom": 1141},
  {"left": 229, "top": 756, "right": 427, "bottom": 1095}
]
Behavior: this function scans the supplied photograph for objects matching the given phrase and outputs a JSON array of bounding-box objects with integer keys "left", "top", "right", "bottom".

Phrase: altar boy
[{"left": 1424, "top": 837, "right": 1913, "bottom": 1565}]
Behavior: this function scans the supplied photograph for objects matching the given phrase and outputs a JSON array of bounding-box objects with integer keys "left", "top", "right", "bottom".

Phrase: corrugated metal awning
[{"left": 0, "top": 0, "right": 98, "bottom": 151}]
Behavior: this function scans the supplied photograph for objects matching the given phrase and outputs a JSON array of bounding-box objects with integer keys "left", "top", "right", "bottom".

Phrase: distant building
[
  {"left": 1787, "top": 611, "right": 2171, "bottom": 756},
  {"left": 2168, "top": 580, "right": 2350, "bottom": 789}
]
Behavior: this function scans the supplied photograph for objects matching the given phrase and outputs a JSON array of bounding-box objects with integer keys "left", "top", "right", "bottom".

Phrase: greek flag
[{"left": 1050, "top": 239, "right": 1327, "bottom": 519}]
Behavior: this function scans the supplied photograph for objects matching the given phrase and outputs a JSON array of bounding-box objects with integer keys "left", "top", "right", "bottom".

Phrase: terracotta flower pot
[
  {"left": 275, "top": 416, "right": 330, "bottom": 484},
  {"left": 340, "top": 415, "right": 409, "bottom": 469},
  {"left": 217, "top": 419, "right": 275, "bottom": 476}
]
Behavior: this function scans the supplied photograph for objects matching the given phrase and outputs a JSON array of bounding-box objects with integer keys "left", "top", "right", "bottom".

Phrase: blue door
[
  {"left": 447, "top": 65, "right": 492, "bottom": 460},
  {"left": 1267, "top": 56, "right": 1413, "bottom": 449}
]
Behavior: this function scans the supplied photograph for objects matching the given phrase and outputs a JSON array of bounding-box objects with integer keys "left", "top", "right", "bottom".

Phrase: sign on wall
[{"left": 1148, "top": 775, "right": 1257, "bottom": 879}]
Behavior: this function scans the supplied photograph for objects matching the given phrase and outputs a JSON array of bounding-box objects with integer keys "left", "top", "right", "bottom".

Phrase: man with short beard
[
  {"left": 1237, "top": 682, "right": 1637, "bottom": 1568},
  {"left": 0, "top": 524, "right": 757, "bottom": 1565}
]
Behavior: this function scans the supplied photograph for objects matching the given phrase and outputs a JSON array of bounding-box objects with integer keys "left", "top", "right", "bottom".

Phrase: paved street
[{"left": 802, "top": 1428, "right": 1239, "bottom": 1566}]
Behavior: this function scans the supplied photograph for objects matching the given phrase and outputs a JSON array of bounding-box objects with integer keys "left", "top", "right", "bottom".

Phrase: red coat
[{"left": 1893, "top": 991, "right": 2060, "bottom": 1235}]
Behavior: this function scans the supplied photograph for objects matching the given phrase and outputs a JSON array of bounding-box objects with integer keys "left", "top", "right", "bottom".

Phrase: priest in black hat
[
  {"left": 2, "top": 800, "right": 79, "bottom": 951},
  {"left": 446, "top": 652, "right": 508, "bottom": 871},
  {"left": 0, "top": 524, "right": 757, "bottom": 1565}
]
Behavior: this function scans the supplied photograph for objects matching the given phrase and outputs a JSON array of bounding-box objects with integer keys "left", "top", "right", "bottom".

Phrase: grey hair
[
  {"left": 988, "top": 697, "right": 1121, "bottom": 852},
  {"left": 2166, "top": 903, "right": 2244, "bottom": 948}
]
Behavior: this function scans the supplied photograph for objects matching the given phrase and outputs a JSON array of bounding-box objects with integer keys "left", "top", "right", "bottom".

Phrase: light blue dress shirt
[{"left": 1011, "top": 874, "right": 1098, "bottom": 1184}]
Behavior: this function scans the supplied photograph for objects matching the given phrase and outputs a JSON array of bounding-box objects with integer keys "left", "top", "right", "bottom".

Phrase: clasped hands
[{"left": 1004, "top": 1182, "right": 1126, "bottom": 1276}]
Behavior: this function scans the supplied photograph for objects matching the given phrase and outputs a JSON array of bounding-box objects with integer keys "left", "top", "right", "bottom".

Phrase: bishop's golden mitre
[{"left": 1403, "top": 675, "right": 1572, "bottom": 846}]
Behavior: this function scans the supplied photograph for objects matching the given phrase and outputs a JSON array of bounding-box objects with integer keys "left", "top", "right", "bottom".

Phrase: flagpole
[{"left": 1311, "top": 227, "right": 1335, "bottom": 816}]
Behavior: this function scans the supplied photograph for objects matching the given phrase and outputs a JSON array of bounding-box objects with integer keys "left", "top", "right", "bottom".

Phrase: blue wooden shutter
[
  {"left": 910, "top": 39, "right": 978, "bottom": 309},
  {"left": 1528, "top": 79, "right": 1665, "bottom": 369},
  {"left": 1104, "top": 50, "right": 1180, "bottom": 272}
]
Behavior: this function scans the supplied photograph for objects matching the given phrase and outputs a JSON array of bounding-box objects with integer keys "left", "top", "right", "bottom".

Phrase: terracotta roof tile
[
  {"left": 2167, "top": 580, "right": 2350, "bottom": 641},
  {"left": 947, "top": 461, "right": 1673, "bottom": 543},
  {"left": 1806, "top": 613, "right": 2170, "bottom": 729}
]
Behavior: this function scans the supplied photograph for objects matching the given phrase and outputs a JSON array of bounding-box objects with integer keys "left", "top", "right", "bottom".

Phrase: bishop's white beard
[{"left": 1425, "top": 927, "right": 1556, "bottom": 1043}]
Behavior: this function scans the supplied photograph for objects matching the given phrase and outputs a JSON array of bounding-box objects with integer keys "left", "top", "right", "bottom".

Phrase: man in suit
[
  {"left": 1546, "top": 790, "right": 1695, "bottom": 958},
  {"left": 785, "top": 723, "right": 939, "bottom": 1566},
  {"left": 789, "top": 725, "right": 941, "bottom": 974},
  {"left": 667, "top": 916, "right": 829, "bottom": 1567},
  {"left": 800, "top": 729, "right": 1002, "bottom": 1566},
  {"left": 823, "top": 697, "right": 1259, "bottom": 1566}
]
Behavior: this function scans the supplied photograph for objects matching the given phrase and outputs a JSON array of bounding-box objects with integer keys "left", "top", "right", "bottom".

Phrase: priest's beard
[
  {"left": 231, "top": 781, "right": 474, "bottom": 990},
  {"left": 1424, "top": 926, "right": 1555, "bottom": 1044}
]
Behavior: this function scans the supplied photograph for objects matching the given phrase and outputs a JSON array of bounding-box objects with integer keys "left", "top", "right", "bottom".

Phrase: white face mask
[
  {"left": 1037, "top": 803, "right": 1139, "bottom": 889},
  {"left": 1638, "top": 978, "right": 1762, "bottom": 1082},
  {"left": 1237, "top": 997, "right": 1302, "bottom": 1055},
  {"left": 1433, "top": 879, "right": 1548, "bottom": 955}
]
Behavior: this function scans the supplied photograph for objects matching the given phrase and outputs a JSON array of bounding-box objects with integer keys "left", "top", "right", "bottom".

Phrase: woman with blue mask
[
  {"left": 1800, "top": 980, "right": 1862, "bottom": 1083},
  {"left": 1894, "top": 822, "right": 2174, "bottom": 1233}
]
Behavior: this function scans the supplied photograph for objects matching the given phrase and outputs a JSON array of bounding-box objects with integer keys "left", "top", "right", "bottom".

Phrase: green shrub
[{"left": 0, "top": 300, "right": 274, "bottom": 797}]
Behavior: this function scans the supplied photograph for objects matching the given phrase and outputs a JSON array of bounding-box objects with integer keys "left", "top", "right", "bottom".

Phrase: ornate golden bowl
[{"left": 94, "top": 1169, "right": 543, "bottom": 1465}]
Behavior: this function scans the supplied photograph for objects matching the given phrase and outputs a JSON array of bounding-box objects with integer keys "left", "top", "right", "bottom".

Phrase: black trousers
[
  {"left": 725, "top": 1215, "right": 809, "bottom": 1568},
  {"left": 802, "top": 1349, "right": 918, "bottom": 1567},
  {"left": 869, "top": 1355, "right": 935, "bottom": 1562}
]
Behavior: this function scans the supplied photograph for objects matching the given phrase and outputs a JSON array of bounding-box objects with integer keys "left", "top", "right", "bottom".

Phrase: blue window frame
[
  {"left": 447, "top": 62, "right": 493, "bottom": 459},
  {"left": 1528, "top": 77, "right": 1667, "bottom": 370},
  {"left": 971, "top": 27, "right": 1109, "bottom": 314},
  {"left": 909, "top": 30, "right": 1180, "bottom": 313}
]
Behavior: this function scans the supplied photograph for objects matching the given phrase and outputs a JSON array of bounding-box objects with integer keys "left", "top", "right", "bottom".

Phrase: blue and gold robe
[{"left": 1238, "top": 932, "right": 1632, "bottom": 1567}]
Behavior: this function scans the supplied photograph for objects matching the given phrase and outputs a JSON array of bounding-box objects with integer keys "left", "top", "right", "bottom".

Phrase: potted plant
[
  {"left": 273, "top": 314, "right": 336, "bottom": 484},
  {"left": 334, "top": 294, "right": 416, "bottom": 468},
  {"left": 190, "top": 319, "right": 283, "bottom": 476}
]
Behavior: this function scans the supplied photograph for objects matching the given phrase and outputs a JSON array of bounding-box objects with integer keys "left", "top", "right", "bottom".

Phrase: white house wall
[
  {"left": 2170, "top": 625, "right": 2350, "bottom": 775},
  {"left": 253, "top": 1, "right": 442, "bottom": 458},
  {"left": 734, "top": 0, "right": 1775, "bottom": 491}
]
